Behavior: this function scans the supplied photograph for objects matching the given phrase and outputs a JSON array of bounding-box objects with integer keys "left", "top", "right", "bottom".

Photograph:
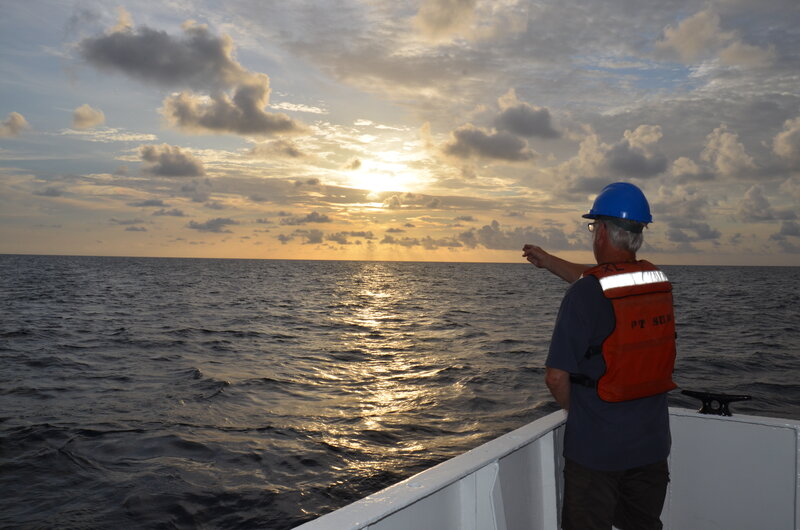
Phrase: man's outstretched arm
[{"left": 522, "top": 244, "right": 589, "bottom": 284}]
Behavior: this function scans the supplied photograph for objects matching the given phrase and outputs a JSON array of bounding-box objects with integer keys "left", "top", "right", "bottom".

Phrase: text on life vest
[{"left": 631, "top": 313, "right": 673, "bottom": 329}]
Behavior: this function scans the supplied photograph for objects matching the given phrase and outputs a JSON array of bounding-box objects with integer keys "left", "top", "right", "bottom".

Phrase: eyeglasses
[{"left": 587, "top": 221, "right": 599, "bottom": 232}]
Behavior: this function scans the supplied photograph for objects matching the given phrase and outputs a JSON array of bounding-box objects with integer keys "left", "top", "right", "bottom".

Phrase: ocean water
[{"left": 1, "top": 255, "right": 798, "bottom": 529}]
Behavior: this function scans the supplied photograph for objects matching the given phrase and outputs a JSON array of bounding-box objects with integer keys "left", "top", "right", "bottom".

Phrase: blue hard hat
[{"left": 582, "top": 182, "right": 653, "bottom": 223}]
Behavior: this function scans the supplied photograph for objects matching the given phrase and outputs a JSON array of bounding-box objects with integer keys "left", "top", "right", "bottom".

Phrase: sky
[{"left": 1, "top": 0, "right": 799, "bottom": 265}]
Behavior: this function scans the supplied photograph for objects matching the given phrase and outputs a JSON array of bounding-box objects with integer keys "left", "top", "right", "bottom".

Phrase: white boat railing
[
  {"left": 296, "top": 408, "right": 800, "bottom": 530},
  {"left": 665, "top": 408, "right": 800, "bottom": 530}
]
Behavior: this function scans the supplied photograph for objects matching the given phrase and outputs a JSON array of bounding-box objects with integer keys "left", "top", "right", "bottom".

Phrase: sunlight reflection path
[{"left": 312, "top": 263, "right": 473, "bottom": 478}]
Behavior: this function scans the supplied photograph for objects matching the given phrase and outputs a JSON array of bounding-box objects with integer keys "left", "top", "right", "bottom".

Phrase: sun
[
  {"left": 349, "top": 170, "right": 406, "bottom": 194},
  {"left": 345, "top": 152, "right": 426, "bottom": 195}
]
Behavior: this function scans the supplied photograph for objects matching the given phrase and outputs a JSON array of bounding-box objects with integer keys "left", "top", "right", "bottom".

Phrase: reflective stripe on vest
[{"left": 598, "top": 270, "right": 669, "bottom": 292}]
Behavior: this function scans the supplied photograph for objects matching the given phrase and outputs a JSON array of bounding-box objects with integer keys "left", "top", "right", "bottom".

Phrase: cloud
[
  {"left": 769, "top": 221, "right": 800, "bottom": 253},
  {"left": 545, "top": 126, "right": 668, "bottom": 189},
  {"left": 279, "top": 211, "right": 333, "bottom": 225},
  {"left": 294, "top": 178, "right": 320, "bottom": 187},
  {"left": 605, "top": 125, "right": 668, "bottom": 178},
  {"left": 276, "top": 1, "right": 528, "bottom": 114},
  {"left": 60, "top": 128, "right": 157, "bottom": 143},
  {"left": 700, "top": 125, "right": 756, "bottom": 178},
  {"left": 270, "top": 102, "right": 327, "bottom": 114},
  {"left": 187, "top": 217, "right": 238, "bottom": 233},
  {"left": 654, "top": 187, "right": 722, "bottom": 244},
  {"left": 666, "top": 220, "right": 721, "bottom": 243},
  {"left": 301, "top": 230, "right": 325, "bottom": 244},
  {"left": 414, "top": 0, "right": 477, "bottom": 41},
  {"left": 779, "top": 176, "right": 800, "bottom": 201},
  {"left": 380, "top": 234, "right": 463, "bottom": 249},
  {"left": 651, "top": 185, "right": 712, "bottom": 221},
  {"left": 443, "top": 90, "right": 557, "bottom": 165},
  {"left": 249, "top": 139, "right": 307, "bottom": 159},
  {"left": 79, "top": 10, "right": 305, "bottom": 137},
  {"left": 344, "top": 157, "right": 362, "bottom": 170},
  {"left": 494, "top": 103, "right": 560, "bottom": 139},
  {"left": 278, "top": 229, "right": 324, "bottom": 244},
  {"left": 458, "top": 220, "right": 579, "bottom": 251},
  {"left": 664, "top": 123, "right": 763, "bottom": 183},
  {"left": 773, "top": 116, "right": 800, "bottom": 169},
  {"left": 139, "top": 144, "right": 205, "bottom": 177},
  {"left": 383, "top": 195, "right": 402, "bottom": 209},
  {"left": 129, "top": 199, "right": 168, "bottom": 207},
  {"left": 420, "top": 235, "right": 463, "bottom": 249},
  {"left": 111, "top": 218, "right": 145, "bottom": 225},
  {"left": 736, "top": 185, "right": 796, "bottom": 222},
  {"left": 153, "top": 208, "right": 186, "bottom": 217},
  {"left": 770, "top": 221, "right": 800, "bottom": 252},
  {"left": 380, "top": 192, "right": 446, "bottom": 210},
  {"left": 671, "top": 157, "right": 715, "bottom": 183},
  {"left": 380, "top": 235, "right": 420, "bottom": 247},
  {"left": 718, "top": 40, "right": 777, "bottom": 69},
  {"left": 326, "top": 231, "right": 376, "bottom": 245},
  {"left": 79, "top": 11, "right": 246, "bottom": 89},
  {"left": 33, "top": 187, "right": 64, "bottom": 197},
  {"left": 656, "top": 9, "right": 734, "bottom": 64},
  {"left": 179, "top": 179, "right": 212, "bottom": 202},
  {"left": 443, "top": 124, "right": 536, "bottom": 162},
  {"left": 72, "top": 104, "right": 105, "bottom": 130},
  {"left": 655, "top": 8, "right": 775, "bottom": 68},
  {"left": 0, "top": 112, "right": 29, "bottom": 137},
  {"left": 776, "top": 221, "right": 800, "bottom": 237},
  {"left": 412, "top": 0, "right": 529, "bottom": 44},
  {"left": 348, "top": 231, "right": 376, "bottom": 239},
  {"left": 161, "top": 76, "right": 306, "bottom": 136},
  {"left": 326, "top": 232, "right": 350, "bottom": 245}
]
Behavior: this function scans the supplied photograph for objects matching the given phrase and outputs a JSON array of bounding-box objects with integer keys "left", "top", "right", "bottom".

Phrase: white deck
[{"left": 296, "top": 408, "right": 800, "bottom": 530}]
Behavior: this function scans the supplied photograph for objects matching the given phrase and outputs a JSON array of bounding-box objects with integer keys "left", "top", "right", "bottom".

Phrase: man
[{"left": 522, "top": 182, "right": 676, "bottom": 530}]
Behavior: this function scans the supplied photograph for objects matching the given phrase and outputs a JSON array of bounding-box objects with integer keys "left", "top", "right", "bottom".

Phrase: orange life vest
[{"left": 581, "top": 260, "right": 677, "bottom": 402}]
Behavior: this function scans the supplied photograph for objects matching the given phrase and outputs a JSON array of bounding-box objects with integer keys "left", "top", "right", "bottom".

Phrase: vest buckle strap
[{"left": 570, "top": 373, "right": 597, "bottom": 388}]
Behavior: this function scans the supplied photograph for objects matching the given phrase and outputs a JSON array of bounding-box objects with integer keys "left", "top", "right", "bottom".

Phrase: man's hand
[
  {"left": 522, "top": 244, "right": 550, "bottom": 269},
  {"left": 522, "top": 244, "right": 589, "bottom": 284}
]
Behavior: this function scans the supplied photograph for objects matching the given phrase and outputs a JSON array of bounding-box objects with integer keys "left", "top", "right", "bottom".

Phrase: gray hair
[{"left": 597, "top": 217, "right": 644, "bottom": 252}]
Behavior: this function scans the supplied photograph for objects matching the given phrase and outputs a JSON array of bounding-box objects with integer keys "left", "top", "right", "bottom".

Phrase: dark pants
[{"left": 562, "top": 458, "right": 669, "bottom": 530}]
